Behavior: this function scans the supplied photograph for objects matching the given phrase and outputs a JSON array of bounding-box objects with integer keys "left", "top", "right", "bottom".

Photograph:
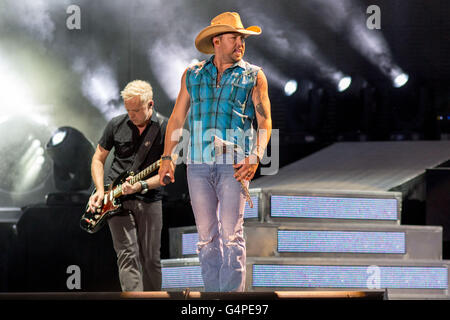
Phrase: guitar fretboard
[
  {"left": 112, "top": 159, "right": 161, "bottom": 197},
  {"left": 130, "top": 159, "right": 161, "bottom": 185}
]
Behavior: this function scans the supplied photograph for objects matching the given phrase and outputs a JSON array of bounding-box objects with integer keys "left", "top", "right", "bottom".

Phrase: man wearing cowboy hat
[{"left": 159, "top": 12, "right": 272, "bottom": 292}]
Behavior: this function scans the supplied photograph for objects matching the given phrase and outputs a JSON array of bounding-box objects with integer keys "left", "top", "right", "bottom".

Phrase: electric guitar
[{"left": 80, "top": 155, "right": 175, "bottom": 234}]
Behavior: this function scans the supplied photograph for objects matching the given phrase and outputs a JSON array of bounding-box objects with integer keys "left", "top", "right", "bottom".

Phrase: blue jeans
[{"left": 187, "top": 162, "right": 248, "bottom": 292}]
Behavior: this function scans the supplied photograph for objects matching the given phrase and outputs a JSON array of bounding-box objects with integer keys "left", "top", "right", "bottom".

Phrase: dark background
[{"left": 0, "top": 0, "right": 449, "bottom": 291}]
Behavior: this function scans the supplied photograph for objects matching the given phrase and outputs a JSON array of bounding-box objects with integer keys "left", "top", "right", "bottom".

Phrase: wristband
[
  {"left": 161, "top": 155, "right": 172, "bottom": 161},
  {"left": 139, "top": 180, "right": 149, "bottom": 194}
]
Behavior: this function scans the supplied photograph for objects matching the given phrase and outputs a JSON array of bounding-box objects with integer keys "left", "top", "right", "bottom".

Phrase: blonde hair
[{"left": 121, "top": 80, "right": 153, "bottom": 105}]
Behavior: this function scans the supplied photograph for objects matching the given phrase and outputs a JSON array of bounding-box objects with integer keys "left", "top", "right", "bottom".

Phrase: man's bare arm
[
  {"left": 233, "top": 69, "right": 272, "bottom": 181},
  {"left": 121, "top": 173, "right": 162, "bottom": 195},
  {"left": 252, "top": 69, "right": 272, "bottom": 160},
  {"left": 88, "top": 144, "right": 109, "bottom": 212},
  {"left": 159, "top": 69, "right": 191, "bottom": 185}
]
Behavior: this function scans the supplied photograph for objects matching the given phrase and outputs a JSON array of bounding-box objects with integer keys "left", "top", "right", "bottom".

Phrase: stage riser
[
  {"left": 169, "top": 224, "right": 443, "bottom": 260},
  {"left": 164, "top": 176, "right": 448, "bottom": 299},
  {"left": 251, "top": 265, "right": 447, "bottom": 289},
  {"left": 268, "top": 193, "right": 400, "bottom": 223},
  {"left": 160, "top": 258, "right": 450, "bottom": 298},
  {"left": 246, "top": 189, "right": 403, "bottom": 224}
]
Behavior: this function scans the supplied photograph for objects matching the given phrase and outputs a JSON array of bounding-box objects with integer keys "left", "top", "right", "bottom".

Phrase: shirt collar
[{"left": 204, "top": 55, "right": 247, "bottom": 76}]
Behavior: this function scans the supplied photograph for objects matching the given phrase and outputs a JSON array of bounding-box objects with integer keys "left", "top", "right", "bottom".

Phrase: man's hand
[
  {"left": 233, "top": 154, "right": 259, "bottom": 182},
  {"left": 121, "top": 176, "right": 141, "bottom": 195},
  {"left": 87, "top": 190, "right": 105, "bottom": 213},
  {"left": 159, "top": 159, "right": 175, "bottom": 186}
]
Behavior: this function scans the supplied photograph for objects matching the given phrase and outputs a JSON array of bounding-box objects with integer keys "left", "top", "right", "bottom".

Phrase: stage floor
[{"left": 0, "top": 290, "right": 386, "bottom": 300}]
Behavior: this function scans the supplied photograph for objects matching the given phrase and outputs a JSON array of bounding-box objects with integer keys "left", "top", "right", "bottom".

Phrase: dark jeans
[{"left": 107, "top": 199, "right": 162, "bottom": 291}]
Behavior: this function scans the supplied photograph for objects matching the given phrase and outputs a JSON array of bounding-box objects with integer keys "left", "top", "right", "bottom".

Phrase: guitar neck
[
  {"left": 130, "top": 159, "right": 161, "bottom": 185},
  {"left": 112, "top": 159, "right": 161, "bottom": 197}
]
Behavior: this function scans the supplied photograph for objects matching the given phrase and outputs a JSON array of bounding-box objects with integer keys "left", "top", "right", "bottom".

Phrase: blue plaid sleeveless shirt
[{"left": 186, "top": 55, "right": 260, "bottom": 163}]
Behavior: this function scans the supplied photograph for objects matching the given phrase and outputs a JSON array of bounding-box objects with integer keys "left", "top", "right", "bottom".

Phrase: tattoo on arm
[{"left": 256, "top": 103, "right": 268, "bottom": 119}]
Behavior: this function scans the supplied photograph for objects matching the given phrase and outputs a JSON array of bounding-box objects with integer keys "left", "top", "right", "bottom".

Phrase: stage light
[
  {"left": 284, "top": 80, "right": 298, "bottom": 96},
  {"left": 331, "top": 72, "right": 352, "bottom": 92},
  {"left": 50, "top": 130, "right": 67, "bottom": 146},
  {"left": 338, "top": 76, "right": 352, "bottom": 92},
  {"left": 393, "top": 73, "right": 409, "bottom": 88},
  {"left": 0, "top": 114, "right": 54, "bottom": 199},
  {"left": 45, "top": 127, "right": 95, "bottom": 192},
  {"left": 35, "top": 155, "right": 45, "bottom": 165}
]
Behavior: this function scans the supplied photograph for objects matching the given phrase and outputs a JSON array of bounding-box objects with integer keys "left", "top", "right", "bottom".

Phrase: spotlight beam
[
  {"left": 301, "top": 0, "right": 408, "bottom": 87},
  {"left": 242, "top": 10, "right": 350, "bottom": 92}
]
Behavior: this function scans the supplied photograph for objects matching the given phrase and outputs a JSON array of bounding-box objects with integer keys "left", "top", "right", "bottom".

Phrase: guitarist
[{"left": 87, "top": 80, "right": 166, "bottom": 291}]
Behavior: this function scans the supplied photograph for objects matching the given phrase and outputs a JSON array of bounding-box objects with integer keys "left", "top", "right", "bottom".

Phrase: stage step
[
  {"left": 169, "top": 222, "right": 442, "bottom": 260},
  {"left": 249, "top": 189, "right": 402, "bottom": 224},
  {"left": 160, "top": 257, "right": 450, "bottom": 300}
]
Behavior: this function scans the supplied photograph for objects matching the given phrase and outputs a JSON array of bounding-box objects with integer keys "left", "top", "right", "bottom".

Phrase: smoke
[
  {"left": 147, "top": 40, "right": 198, "bottom": 100},
  {"left": 142, "top": 0, "right": 205, "bottom": 101},
  {"left": 0, "top": 0, "right": 131, "bottom": 121},
  {"left": 303, "top": 0, "right": 356, "bottom": 31},
  {"left": 347, "top": 15, "right": 395, "bottom": 77},
  {"left": 0, "top": 0, "right": 63, "bottom": 42},
  {"left": 73, "top": 59, "right": 122, "bottom": 120},
  {"left": 0, "top": 50, "right": 33, "bottom": 112}
]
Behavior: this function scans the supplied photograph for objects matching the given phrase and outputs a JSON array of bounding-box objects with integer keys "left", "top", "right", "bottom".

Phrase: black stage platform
[{"left": 0, "top": 290, "right": 386, "bottom": 300}]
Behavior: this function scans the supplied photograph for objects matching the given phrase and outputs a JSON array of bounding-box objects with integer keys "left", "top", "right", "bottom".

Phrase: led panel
[
  {"left": 162, "top": 266, "right": 203, "bottom": 289},
  {"left": 182, "top": 233, "right": 198, "bottom": 255},
  {"left": 253, "top": 265, "right": 448, "bottom": 289},
  {"left": 244, "top": 195, "right": 259, "bottom": 219},
  {"left": 271, "top": 195, "right": 398, "bottom": 221},
  {"left": 278, "top": 230, "right": 406, "bottom": 254}
]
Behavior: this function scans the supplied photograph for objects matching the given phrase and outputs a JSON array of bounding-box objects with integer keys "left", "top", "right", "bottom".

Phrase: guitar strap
[{"left": 130, "top": 119, "right": 161, "bottom": 174}]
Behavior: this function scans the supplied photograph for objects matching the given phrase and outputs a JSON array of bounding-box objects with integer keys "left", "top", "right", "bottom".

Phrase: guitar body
[
  {"left": 80, "top": 155, "right": 171, "bottom": 234},
  {"left": 80, "top": 171, "right": 129, "bottom": 234}
]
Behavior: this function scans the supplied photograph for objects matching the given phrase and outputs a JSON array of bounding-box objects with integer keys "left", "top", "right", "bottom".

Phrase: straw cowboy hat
[{"left": 195, "top": 12, "right": 261, "bottom": 54}]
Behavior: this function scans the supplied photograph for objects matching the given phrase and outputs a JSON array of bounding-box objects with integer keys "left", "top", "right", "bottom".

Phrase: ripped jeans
[{"left": 186, "top": 162, "right": 247, "bottom": 292}]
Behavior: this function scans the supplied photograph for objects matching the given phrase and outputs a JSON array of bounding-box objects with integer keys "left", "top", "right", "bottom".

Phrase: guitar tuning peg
[{"left": 130, "top": 171, "right": 135, "bottom": 176}]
